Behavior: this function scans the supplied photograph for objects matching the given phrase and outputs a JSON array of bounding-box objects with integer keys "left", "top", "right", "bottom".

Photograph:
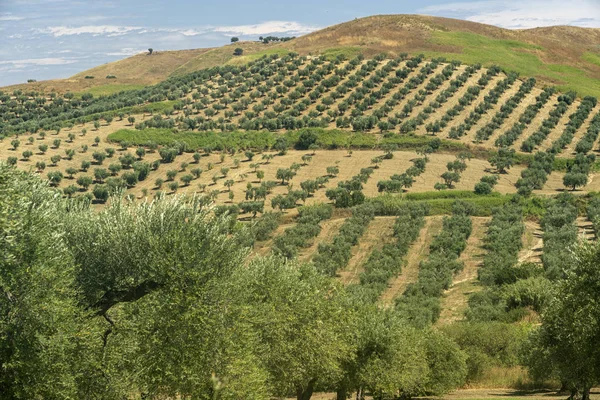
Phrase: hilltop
[{"left": 3, "top": 15, "right": 599, "bottom": 97}]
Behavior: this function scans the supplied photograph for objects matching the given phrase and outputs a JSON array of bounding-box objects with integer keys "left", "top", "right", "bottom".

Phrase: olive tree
[
  {"left": 0, "top": 165, "right": 87, "bottom": 399},
  {"left": 524, "top": 240, "right": 600, "bottom": 400}
]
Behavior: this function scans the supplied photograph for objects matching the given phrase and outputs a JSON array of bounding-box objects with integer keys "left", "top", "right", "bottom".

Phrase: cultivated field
[{"left": 3, "top": 36, "right": 600, "bottom": 397}]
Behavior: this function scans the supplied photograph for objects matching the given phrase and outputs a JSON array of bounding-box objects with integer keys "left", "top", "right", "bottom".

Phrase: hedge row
[
  {"left": 494, "top": 87, "right": 555, "bottom": 148},
  {"left": 467, "top": 204, "right": 545, "bottom": 325},
  {"left": 520, "top": 92, "right": 576, "bottom": 153},
  {"left": 312, "top": 203, "right": 376, "bottom": 276},
  {"left": 540, "top": 194, "right": 578, "bottom": 280},
  {"left": 549, "top": 95, "right": 597, "bottom": 154},
  {"left": 395, "top": 202, "right": 473, "bottom": 327},
  {"left": 477, "top": 203, "right": 525, "bottom": 288},
  {"left": 368, "top": 193, "right": 513, "bottom": 217},
  {"left": 574, "top": 111, "right": 600, "bottom": 154},
  {"left": 449, "top": 72, "right": 517, "bottom": 139},
  {"left": 398, "top": 62, "right": 469, "bottom": 133},
  {"left": 431, "top": 66, "right": 500, "bottom": 137},
  {"left": 422, "top": 65, "right": 482, "bottom": 134},
  {"left": 272, "top": 203, "right": 333, "bottom": 259},
  {"left": 474, "top": 77, "right": 536, "bottom": 142},
  {"left": 348, "top": 203, "right": 428, "bottom": 303},
  {"left": 586, "top": 195, "right": 600, "bottom": 233},
  {"left": 108, "top": 127, "right": 470, "bottom": 153}
]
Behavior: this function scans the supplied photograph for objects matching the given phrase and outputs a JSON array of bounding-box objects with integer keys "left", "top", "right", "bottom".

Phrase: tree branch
[{"left": 91, "top": 280, "right": 161, "bottom": 316}]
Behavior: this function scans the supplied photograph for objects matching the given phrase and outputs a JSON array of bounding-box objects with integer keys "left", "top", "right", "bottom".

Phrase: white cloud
[
  {"left": 211, "top": 21, "right": 320, "bottom": 36},
  {"left": 419, "top": 0, "right": 600, "bottom": 29},
  {"left": 0, "top": 58, "right": 77, "bottom": 67},
  {"left": 38, "top": 25, "right": 143, "bottom": 37},
  {"left": 105, "top": 48, "right": 146, "bottom": 56},
  {"left": 0, "top": 13, "right": 25, "bottom": 21}
]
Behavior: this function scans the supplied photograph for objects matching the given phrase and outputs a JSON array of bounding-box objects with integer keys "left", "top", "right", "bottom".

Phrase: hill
[
  {"left": 2, "top": 15, "right": 599, "bottom": 97},
  {"left": 285, "top": 15, "right": 600, "bottom": 97},
  {"left": 2, "top": 19, "right": 600, "bottom": 394}
]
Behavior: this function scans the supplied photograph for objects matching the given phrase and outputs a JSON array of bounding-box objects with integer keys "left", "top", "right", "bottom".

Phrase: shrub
[{"left": 93, "top": 185, "right": 109, "bottom": 203}]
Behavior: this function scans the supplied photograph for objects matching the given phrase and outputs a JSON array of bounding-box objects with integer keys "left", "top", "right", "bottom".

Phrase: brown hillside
[
  {"left": 71, "top": 48, "right": 210, "bottom": 82},
  {"left": 3, "top": 48, "right": 210, "bottom": 95},
  {"left": 3, "top": 15, "right": 599, "bottom": 96}
]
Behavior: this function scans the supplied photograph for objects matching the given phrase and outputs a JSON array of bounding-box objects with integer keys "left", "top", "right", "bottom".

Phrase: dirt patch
[
  {"left": 518, "top": 221, "right": 543, "bottom": 264},
  {"left": 438, "top": 216, "right": 490, "bottom": 324}
]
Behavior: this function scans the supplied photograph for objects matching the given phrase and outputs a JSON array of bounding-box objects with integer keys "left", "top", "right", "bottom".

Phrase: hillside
[
  {"left": 286, "top": 15, "right": 600, "bottom": 97},
  {"left": 2, "top": 15, "right": 599, "bottom": 98},
  {"left": 2, "top": 17, "right": 600, "bottom": 396},
  {"left": 3, "top": 52, "right": 600, "bottom": 200}
]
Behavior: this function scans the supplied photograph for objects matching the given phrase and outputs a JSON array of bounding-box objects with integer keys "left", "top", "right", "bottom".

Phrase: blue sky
[{"left": 1, "top": 0, "right": 599, "bottom": 86}]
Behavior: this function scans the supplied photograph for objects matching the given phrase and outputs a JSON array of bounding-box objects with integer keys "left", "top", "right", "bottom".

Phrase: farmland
[{"left": 2, "top": 14, "right": 600, "bottom": 400}]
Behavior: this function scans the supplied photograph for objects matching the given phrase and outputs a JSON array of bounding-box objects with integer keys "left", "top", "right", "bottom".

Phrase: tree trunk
[
  {"left": 356, "top": 387, "right": 363, "bottom": 400},
  {"left": 296, "top": 378, "right": 316, "bottom": 400},
  {"left": 336, "top": 386, "right": 348, "bottom": 400},
  {"left": 582, "top": 387, "right": 590, "bottom": 400}
]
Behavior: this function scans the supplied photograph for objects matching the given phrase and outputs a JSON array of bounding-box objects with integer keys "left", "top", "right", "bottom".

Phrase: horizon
[{"left": 0, "top": 0, "right": 599, "bottom": 86}]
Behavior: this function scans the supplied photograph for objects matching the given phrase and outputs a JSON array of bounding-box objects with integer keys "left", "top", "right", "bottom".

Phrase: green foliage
[
  {"left": 396, "top": 205, "right": 472, "bottom": 327},
  {"left": 524, "top": 240, "right": 600, "bottom": 398},
  {"left": 540, "top": 194, "right": 578, "bottom": 280},
  {"left": 272, "top": 204, "right": 333, "bottom": 258},
  {"left": 477, "top": 203, "right": 525, "bottom": 288},
  {"left": 313, "top": 204, "right": 375, "bottom": 276},
  {"left": 350, "top": 203, "right": 427, "bottom": 302},
  {"left": 442, "top": 322, "right": 530, "bottom": 382},
  {"left": 230, "top": 257, "right": 352, "bottom": 400},
  {"left": 249, "top": 212, "right": 281, "bottom": 241},
  {"left": 0, "top": 165, "right": 87, "bottom": 398}
]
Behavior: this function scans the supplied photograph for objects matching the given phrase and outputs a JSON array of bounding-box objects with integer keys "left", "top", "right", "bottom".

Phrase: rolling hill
[{"left": 3, "top": 14, "right": 600, "bottom": 98}]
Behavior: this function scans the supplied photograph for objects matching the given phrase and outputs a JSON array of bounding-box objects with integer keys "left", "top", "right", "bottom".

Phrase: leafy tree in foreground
[
  {"left": 63, "top": 194, "right": 267, "bottom": 398},
  {"left": 0, "top": 165, "right": 86, "bottom": 398},
  {"left": 230, "top": 257, "right": 353, "bottom": 400},
  {"left": 525, "top": 240, "right": 600, "bottom": 400}
]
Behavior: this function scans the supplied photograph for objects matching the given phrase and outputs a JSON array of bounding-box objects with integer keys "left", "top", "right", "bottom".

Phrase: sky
[{"left": 0, "top": 0, "right": 599, "bottom": 86}]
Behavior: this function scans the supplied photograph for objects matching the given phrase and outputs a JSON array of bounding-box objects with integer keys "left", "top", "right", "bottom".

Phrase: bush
[
  {"left": 249, "top": 212, "right": 281, "bottom": 241},
  {"left": 93, "top": 185, "right": 109, "bottom": 203},
  {"left": 441, "top": 322, "right": 530, "bottom": 382}
]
